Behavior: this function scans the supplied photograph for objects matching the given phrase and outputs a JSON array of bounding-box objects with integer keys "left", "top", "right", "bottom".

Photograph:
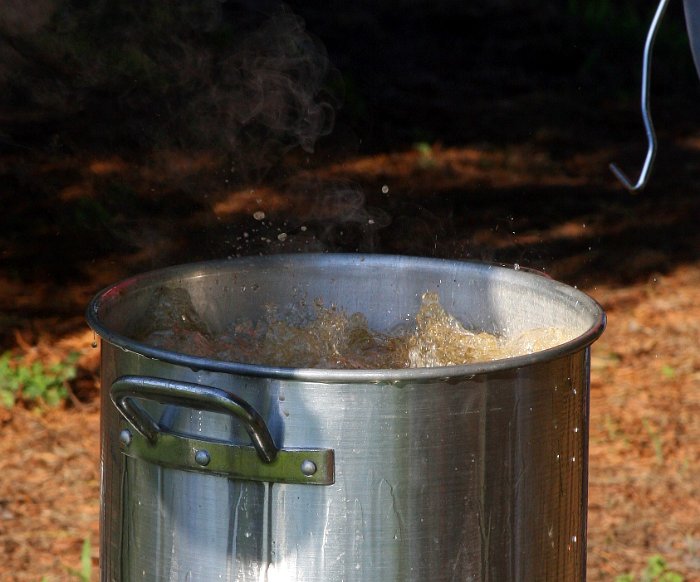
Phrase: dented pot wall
[{"left": 87, "top": 254, "right": 605, "bottom": 582}]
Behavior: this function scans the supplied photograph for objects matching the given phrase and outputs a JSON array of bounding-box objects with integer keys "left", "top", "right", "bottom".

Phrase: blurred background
[{"left": 0, "top": 1, "right": 698, "bottom": 580}]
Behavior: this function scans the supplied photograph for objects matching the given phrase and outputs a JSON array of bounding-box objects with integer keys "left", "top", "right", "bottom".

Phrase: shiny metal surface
[
  {"left": 609, "top": 0, "right": 670, "bottom": 192},
  {"left": 114, "top": 376, "right": 335, "bottom": 485},
  {"left": 89, "top": 254, "right": 605, "bottom": 582},
  {"left": 684, "top": 0, "right": 700, "bottom": 79},
  {"left": 112, "top": 376, "right": 281, "bottom": 462},
  {"left": 610, "top": 0, "right": 700, "bottom": 192}
]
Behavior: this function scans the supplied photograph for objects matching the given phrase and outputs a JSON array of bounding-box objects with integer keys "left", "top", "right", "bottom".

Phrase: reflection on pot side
[{"left": 88, "top": 255, "right": 605, "bottom": 582}]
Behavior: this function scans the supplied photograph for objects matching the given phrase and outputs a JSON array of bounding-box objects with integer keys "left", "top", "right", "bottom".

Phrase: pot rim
[{"left": 86, "top": 253, "right": 606, "bottom": 383}]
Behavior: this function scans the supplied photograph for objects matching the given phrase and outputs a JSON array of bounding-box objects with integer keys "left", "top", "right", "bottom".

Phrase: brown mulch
[
  {"left": 0, "top": 141, "right": 699, "bottom": 581},
  {"left": 0, "top": 406, "right": 100, "bottom": 581},
  {"left": 1, "top": 264, "right": 699, "bottom": 581},
  {"left": 587, "top": 266, "right": 700, "bottom": 580}
]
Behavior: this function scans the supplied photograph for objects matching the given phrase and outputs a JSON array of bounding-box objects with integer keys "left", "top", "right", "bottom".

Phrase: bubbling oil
[{"left": 139, "top": 289, "right": 576, "bottom": 369}]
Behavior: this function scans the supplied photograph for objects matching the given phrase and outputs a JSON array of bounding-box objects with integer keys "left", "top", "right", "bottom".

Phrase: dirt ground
[{"left": 1, "top": 2, "right": 700, "bottom": 581}]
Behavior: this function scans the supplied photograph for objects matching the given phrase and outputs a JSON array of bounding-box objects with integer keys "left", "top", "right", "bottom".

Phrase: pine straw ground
[{"left": 1, "top": 143, "right": 699, "bottom": 581}]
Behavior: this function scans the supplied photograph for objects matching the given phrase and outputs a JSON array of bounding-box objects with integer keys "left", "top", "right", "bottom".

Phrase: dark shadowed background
[{"left": 0, "top": 1, "right": 699, "bottom": 580}]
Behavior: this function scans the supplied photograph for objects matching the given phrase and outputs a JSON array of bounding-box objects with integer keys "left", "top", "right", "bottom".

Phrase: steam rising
[
  {"left": 0, "top": 0, "right": 384, "bottom": 261},
  {"left": 0, "top": 1, "right": 338, "bottom": 166},
  {"left": 299, "top": 181, "right": 392, "bottom": 252},
  {"left": 189, "top": 6, "right": 338, "bottom": 173},
  {"left": 219, "top": 10, "right": 336, "bottom": 152}
]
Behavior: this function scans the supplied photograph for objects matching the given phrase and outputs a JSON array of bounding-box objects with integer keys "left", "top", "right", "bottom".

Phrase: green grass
[
  {"left": 413, "top": 141, "right": 437, "bottom": 169},
  {"left": 0, "top": 350, "right": 79, "bottom": 408},
  {"left": 660, "top": 364, "right": 675, "bottom": 380},
  {"left": 67, "top": 537, "right": 93, "bottom": 582},
  {"left": 41, "top": 537, "right": 93, "bottom": 582},
  {"left": 615, "top": 554, "right": 684, "bottom": 582},
  {"left": 642, "top": 417, "right": 665, "bottom": 465}
]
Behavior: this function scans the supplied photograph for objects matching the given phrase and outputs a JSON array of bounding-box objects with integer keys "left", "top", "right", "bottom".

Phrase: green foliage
[
  {"left": 414, "top": 142, "right": 436, "bottom": 169},
  {"left": 615, "top": 554, "right": 684, "bottom": 582},
  {"left": 66, "top": 537, "right": 93, "bottom": 582},
  {"left": 41, "top": 537, "right": 94, "bottom": 581},
  {"left": 0, "top": 350, "right": 79, "bottom": 408},
  {"left": 642, "top": 417, "right": 665, "bottom": 465}
]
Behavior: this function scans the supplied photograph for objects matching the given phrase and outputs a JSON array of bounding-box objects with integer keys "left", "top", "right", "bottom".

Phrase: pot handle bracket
[{"left": 110, "top": 375, "right": 335, "bottom": 486}]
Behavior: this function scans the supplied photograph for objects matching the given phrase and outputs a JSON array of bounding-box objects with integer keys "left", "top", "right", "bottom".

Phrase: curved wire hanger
[{"left": 609, "top": 0, "right": 671, "bottom": 192}]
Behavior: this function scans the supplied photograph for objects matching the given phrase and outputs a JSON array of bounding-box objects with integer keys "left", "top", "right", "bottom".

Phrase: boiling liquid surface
[{"left": 139, "top": 289, "right": 576, "bottom": 369}]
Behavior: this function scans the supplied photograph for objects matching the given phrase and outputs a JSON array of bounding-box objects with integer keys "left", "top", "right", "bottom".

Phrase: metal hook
[{"left": 610, "top": 0, "right": 671, "bottom": 192}]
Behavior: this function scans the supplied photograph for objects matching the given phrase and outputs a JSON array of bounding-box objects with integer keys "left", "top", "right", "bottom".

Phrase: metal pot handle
[
  {"left": 111, "top": 375, "right": 277, "bottom": 462},
  {"left": 109, "top": 375, "right": 335, "bottom": 485}
]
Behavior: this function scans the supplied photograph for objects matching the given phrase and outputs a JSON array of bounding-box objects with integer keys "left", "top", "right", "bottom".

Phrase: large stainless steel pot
[{"left": 87, "top": 254, "right": 605, "bottom": 582}]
